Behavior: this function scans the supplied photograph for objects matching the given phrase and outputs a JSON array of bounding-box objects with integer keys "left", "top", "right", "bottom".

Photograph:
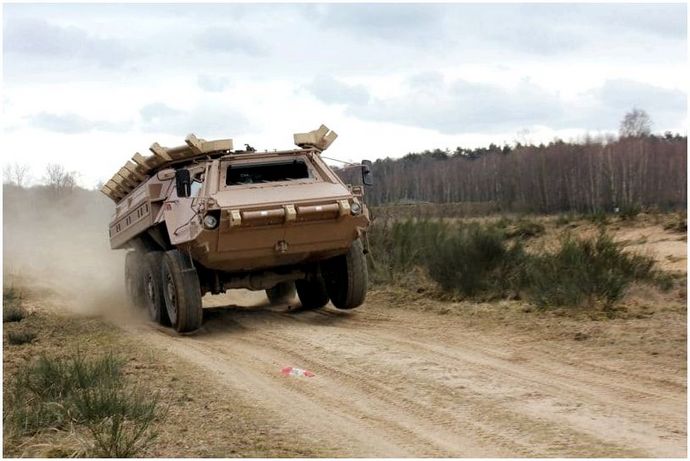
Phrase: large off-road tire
[
  {"left": 323, "top": 239, "right": 368, "bottom": 310},
  {"left": 142, "top": 251, "right": 170, "bottom": 326},
  {"left": 266, "top": 281, "right": 296, "bottom": 305},
  {"left": 124, "top": 251, "right": 145, "bottom": 308},
  {"left": 161, "top": 250, "right": 203, "bottom": 333},
  {"left": 296, "top": 274, "right": 330, "bottom": 309}
]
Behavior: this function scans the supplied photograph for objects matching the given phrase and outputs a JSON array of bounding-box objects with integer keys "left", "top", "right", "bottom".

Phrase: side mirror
[
  {"left": 361, "top": 160, "right": 373, "bottom": 186},
  {"left": 175, "top": 169, "right": 191, "bottom": 198}
]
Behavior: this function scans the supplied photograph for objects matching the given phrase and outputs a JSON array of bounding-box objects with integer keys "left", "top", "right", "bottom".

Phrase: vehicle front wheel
[
  {"left": 161, "top": 250, "right": 203, "bottom": 333},
  {"left": 296, "top": 274, "right": 329, "bottom": 309},
  {"left": 142, "top": 251, "right": 170, "bottom": 326},
  {"left": 266, "top": 281, "right": 296, "bottom": 305},
  {"left": 323, "top": 239, "right": 368, "bottom": 310}
]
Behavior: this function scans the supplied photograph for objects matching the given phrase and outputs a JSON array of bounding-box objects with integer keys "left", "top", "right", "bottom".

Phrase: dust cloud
[
  {"left": 3, "top": 185, "right": 132, "bottom": 319},
  {"left": 3, "top": 184, "right": 269, "bottom": 321}
]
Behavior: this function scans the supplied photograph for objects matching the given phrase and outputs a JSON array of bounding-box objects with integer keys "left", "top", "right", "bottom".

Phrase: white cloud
[
  {"left": 3, "top": 17, "right": 131, "bottom": 67},
  {"left": 2, "top": 3, "right": 687, "bottom": 188},
  {"left": 306, "top": 74, "right": 686, "bottom": 134},
  {"left": 29, "top": 112, "right": 132, "bottom": 134},
  {"left": 197, "top": 74, "right": 231, "bottom": 93},
  {"left": 139, "top": 102, "right": 250, "bottom": 138},
  {"left": 194, "top": 27, "right": 267, "bottom": 56},
  {"left": 305, "top": 76, "right": 370, "bottom": 106}
]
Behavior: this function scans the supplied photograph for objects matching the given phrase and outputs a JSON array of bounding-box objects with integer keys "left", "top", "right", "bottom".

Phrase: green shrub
[
  {"left": 524, "top": 232, "right": 655, "bottom": 308},
  {"left": 88, "top": 409, "right": 159, "bottom": 458},
  {"left": 663, "top": 213, "right": 687, "bottom": 233},
  {"left": 4, "top": 352, "right": 160, "bottom": 457},
  {"left": 4, "top": 306, "right": 25, "bottom": 323},
  {"left": 425, "top": 223, "right": 525, "bottom": 297},
  {"left": 367, "top": 219, "right": 446, "bottom": 283},
  {"left": 555, "top": 214, "right": 575, "bottom": 226},
  {"left": 618, "top": 204, "right": 641, "bottom": 220},
  {"left": 4, "top": 286, "right": 20, "bottom": 303},
  {"left": 20, "top": 353, "right": 122, "bottom": 404},
  {"left": 505, "top": 220, "right": 545, "bottom": 239},
  {"left": 8, "top": 330, "right": 36, "bottom": 345},
  {"left": 494, "top": 217, "right": 513, "bottom": 229},
  {"left": 367, "top": 218, "right": 668, "bottom": 310},
  {"left": 653, "top": 272, "right": 676, "bottom": 292},
  {"left": 3, "top": 286, "right": 25, "bottom": 322},
  {"left": 583, "top": 210, "right": 609, "bottom": 225},
  {"left": 77, "top": 386, "right": 159, "bottom": 457}
]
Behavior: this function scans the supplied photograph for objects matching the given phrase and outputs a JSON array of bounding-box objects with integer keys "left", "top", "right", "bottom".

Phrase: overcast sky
[{"left": 2, "top": 3, "right": 688, "bottom": 188}]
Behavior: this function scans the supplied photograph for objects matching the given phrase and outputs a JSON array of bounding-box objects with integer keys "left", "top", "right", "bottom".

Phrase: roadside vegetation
[
  {"left": 3, "top": 286, "right": 162, "bottom": 457},
  {"left": 5, "top": 351, "right": 160, "bottom": 457},
  {"left": 367, "top": 212, "right": 681, "bottom": 311},
  {"left": 3, "top": 286, "right": 26, "bottom": 323},
  {"left": 2, "top": 283, "right": 320, "bottom": 457}
]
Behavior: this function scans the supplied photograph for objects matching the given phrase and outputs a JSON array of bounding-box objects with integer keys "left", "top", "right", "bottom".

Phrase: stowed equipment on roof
[{"left": 100, "top": 125, "right": 338, "bottom": 203}]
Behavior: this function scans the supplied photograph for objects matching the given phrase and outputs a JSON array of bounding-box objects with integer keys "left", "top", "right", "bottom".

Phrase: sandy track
[{"left": 122, "top": 293, "right": 686, "bottom": 457}]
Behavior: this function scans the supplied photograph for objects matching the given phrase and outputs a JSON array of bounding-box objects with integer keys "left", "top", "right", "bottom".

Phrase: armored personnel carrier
[{"left": 101, "top": 126, "right": 372, "bottom": 332}]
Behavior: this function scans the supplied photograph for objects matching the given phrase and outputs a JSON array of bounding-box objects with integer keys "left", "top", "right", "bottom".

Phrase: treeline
[{"left": 340, "top": 134, "right": 687, "bottom": 213}]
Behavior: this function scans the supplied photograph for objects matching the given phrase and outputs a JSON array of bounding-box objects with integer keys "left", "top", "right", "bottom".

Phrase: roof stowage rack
[
  {"left": 293, "top": 125, "right": 337, "bottom": 151},
  {"left": 101, "top": 124, "right": 337, "bottom": 203},
  {"left": 100, "top": 134, "right": 233, "bottom": 202}
]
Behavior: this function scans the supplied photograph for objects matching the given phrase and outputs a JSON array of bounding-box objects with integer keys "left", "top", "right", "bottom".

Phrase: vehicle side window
[{"left": 190, "top": 173, "right": 204, "bottom": 197}]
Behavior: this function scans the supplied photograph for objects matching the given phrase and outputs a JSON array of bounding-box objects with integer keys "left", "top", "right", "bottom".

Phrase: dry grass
[{"left": 2, "top": 287, "right": 318, "bottom": 458}]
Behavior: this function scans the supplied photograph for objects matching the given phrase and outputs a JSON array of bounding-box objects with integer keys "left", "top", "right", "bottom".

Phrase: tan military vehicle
[{"left": 101, "top": 126, "right": 372, "bottom": 332}]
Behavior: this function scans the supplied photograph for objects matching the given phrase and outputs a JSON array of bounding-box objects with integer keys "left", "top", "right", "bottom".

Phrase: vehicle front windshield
[{"left": 226, "top": 158, "right": 312, "bottom": 186}]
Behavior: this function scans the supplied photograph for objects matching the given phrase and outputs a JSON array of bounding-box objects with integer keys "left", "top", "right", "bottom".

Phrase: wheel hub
[{"left": 166, "top": 274, "right": 177, "bottom": 311}]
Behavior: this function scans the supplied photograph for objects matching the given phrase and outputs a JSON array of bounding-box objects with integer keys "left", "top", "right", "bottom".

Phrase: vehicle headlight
[
  {"left": 203, "top": 214, "right": 219, "bottom": 230},
  {"left": 350, "top": 202, "right": 362, "bottom": 216}
]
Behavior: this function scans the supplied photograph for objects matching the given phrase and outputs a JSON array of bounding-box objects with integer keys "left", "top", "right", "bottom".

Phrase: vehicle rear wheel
[
  {"left": 323, "top": 239, "right": 368, "bottom": 310},
  {"left": 266, "top": 281, "right": 296, "bottom": 305},
  {"left": 142, "top": 251, "right": 170, "bottom": 326},
  {"left": 125, "top": 251, "right": 145, "bottom": 308},
  {"left": 162, "top": 249, "right": 203, "bottom": 333},
  {"left": 296, "top": 274, "right": 329, "bottom": 309}
]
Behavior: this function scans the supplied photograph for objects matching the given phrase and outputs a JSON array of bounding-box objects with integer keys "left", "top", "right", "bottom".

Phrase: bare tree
[
  {"left": 45, "top": 163, "right": 78, "bottom": 194},
  {"left": 619, "top": 108, "right": 652, "bottom": 138},
  {"left": 3, "top": 165, "right": 12, "bottom": 185},
  {"left": 339, "top": 135, "right": 686, "bottom": 213},
  {"left": 3, "top": 163, "right": 30, "bottom": 187}
]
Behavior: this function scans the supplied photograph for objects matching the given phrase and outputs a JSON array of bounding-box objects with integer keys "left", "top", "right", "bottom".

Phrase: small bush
[
  {"left": 618, "top": 204, "right": 641, "bottom": 220},
  {"left": 494, "top": 217, "right": 513, "bottom": 229},
  {"left": 555, "top": 214, "right": 572, "bottom": 226},
  {"left": 4, "top": 306, "right": 26, "bottom": 323},
  {"left": 663, "top": 213, "right": 687, "bottom": 233},
  {"left": 20, "top": 353, "right": 122, "bottom": 405},
  {"left": 583, "top": 210, "right": 609, "bottom": 225},
  {"left": 4, "top": 352, "right": 160, "bottom": 457},
  {"left": 3, "top": 286, "right": 25, "bottom": 322},
  {"left": 4, "top": 286, "right": 21, "bottom": 303},
  {"left": 425, "top": 223, "right": 525, "bottom": 297},
  {"left": 524, "top": 232, "right": 655, "bottom": 308},
  {"left": 505, "top": 220, "right": 545, "bottom": 239},
  {"left": 8, "top": 330, "right": 36, "bottom": 345},
  {"left": 86, "top": 393, "right": 159, "bottom": 457},
  {"left": 367, "top": 219, "right": 446, "bottom": 284},
  {"left": 653, "top": 272, "right": 676, "bottom": 291}
]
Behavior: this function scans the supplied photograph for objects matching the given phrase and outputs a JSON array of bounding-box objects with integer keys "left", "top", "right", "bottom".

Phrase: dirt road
[{"left": 122, "top": 291, "right": 687, "bottom": 458}]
